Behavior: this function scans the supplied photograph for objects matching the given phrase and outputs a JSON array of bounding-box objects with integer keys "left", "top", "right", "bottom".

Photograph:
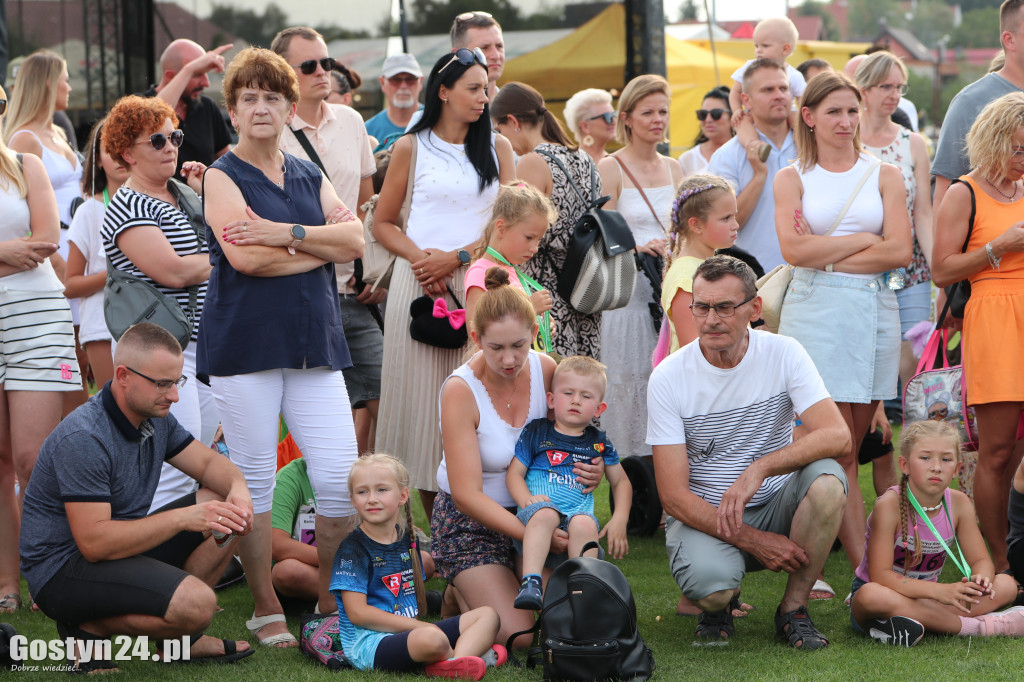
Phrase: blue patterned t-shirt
[{"left": 514, "top": 418, "right": 619, "bottom": 516}]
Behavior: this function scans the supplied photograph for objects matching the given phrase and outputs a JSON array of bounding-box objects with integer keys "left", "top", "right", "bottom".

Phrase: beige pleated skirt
[{"left": 376, "top": 258, "right": 468, "bottom": 491}]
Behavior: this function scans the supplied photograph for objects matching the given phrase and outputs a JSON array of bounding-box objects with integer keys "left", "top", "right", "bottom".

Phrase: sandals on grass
[{"left": 775, "top": 605, "right": 829, "bottom": 650}]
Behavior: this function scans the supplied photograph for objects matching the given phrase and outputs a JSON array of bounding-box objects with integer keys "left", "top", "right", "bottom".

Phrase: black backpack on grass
[{"left": 506, "top": 542, "right": 654, "bottom": 681}]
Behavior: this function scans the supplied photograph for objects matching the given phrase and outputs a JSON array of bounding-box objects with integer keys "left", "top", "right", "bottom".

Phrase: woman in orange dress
[{"left": 933, "top": 92, "right": 1024, "bottom": 572}]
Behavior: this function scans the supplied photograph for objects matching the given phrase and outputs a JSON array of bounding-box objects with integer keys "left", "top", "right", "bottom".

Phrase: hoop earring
[{"left": 582, "top": 134, "right": 595, "bottom": 147}]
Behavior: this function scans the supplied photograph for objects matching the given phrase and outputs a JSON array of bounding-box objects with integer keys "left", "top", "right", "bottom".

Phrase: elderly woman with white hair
[{"left": 563, "top": 88, "right": 616, "bottom": 162}]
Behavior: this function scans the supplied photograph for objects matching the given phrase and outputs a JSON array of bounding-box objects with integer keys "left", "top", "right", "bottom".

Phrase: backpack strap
[
  {"left": 936, "top": 178, "right": 976, "bottom": 328},
  {"left": 504, "top": 589, "right": 572, "bottom": 667},
  {"left": 535, "top": 148, "right": 597, "bottom": 205},
  {"left": 289, "top": 126, "right": 331, "bottom": 181}
]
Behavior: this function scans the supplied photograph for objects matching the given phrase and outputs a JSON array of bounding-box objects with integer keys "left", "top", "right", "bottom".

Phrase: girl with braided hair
[
  {"left": 850, "top": 420, "right": 1024, "bottom": 646},
  {"left": 659, "top": 174, "right": 738, "bottom": 355}
]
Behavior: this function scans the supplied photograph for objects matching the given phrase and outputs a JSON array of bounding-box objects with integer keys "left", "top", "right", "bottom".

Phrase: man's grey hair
[{"left": 694, "top": 255, "right": 757, "bottom": 299}]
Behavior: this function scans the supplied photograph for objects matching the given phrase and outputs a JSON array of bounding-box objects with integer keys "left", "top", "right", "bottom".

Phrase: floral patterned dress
[{"left": 523, "top": 143, "right": 603, "bottom": 359}]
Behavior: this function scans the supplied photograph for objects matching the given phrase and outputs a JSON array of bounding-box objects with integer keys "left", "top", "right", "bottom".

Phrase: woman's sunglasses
[
  {"left": 586, "top": 112, "right": 616, "bottom": 125},
  {"left": 135, "top": 129, "right": 184, "bottom": 150},
  {"left": 697, "top": 108, "right": 730, "bottom": 121},
  {"left": 0, "top": 99, "right": 6, "bottom": 116},
  {"left": 438, "top": 47, "right": 488, "bottom": 74},
  {"left": 291, "top": 57, "right": 336, "bottom": 75}
]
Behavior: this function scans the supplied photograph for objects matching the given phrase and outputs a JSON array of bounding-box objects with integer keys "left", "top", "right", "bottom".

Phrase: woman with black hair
[
  {"left": 373, "top": 48, "right": 515, "bottom": 519},
  {"left": 679, "top": 86, "right": 733, "bottom": 177}
]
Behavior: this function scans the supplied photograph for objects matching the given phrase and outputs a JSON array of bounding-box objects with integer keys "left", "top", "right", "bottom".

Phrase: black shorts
[
  {"left": 372, "top": 616, "right": 462, "bottom": 672},
  {"left": 34, "top": 493, "right": 205, "bottom": 627}
]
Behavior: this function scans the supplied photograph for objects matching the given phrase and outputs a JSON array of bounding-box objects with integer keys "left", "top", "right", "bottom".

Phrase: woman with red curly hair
[{"left": 100, "top": 95, "right": 214, "bottom": 513}]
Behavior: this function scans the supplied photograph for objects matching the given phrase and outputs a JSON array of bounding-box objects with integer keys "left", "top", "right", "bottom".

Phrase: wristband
[{"left": 986, "top": 241, "right": 1001, "bottom": 270}]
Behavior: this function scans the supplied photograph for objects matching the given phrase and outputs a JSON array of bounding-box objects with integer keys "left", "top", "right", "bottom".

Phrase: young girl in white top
[
  {"left": 850, "top": 421, "right": 1024, "bottom": 646},
  {"left": 331, "top": 454, "right": 506, "bottom": 679},
  {"left": 64, "top": 120, "right": 128, "bottom": 389},
  {"left": 465, "top": 182, "right": 555, "bottom": 338},
  {"left": 659, "top": 174, "right": 738, "bottom": 357}
]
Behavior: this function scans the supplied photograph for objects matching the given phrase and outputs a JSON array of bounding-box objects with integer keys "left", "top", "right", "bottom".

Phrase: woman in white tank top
[
  {"left": 773, "top": 72, "right": 912, "bottom": 573},
  {"left": 372, "top": 49, "right": 515, "bottom": 520}
]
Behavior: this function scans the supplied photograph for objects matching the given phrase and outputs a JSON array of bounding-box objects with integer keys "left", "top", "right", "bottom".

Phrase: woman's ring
[
  {"left": 216, "top": 515, "right": 223, "bottom": 523},
  {"left": 418, "top": 269, "right": 424, "bottom": 275},
  {"left": 242, "top": 222, "right": 248, "bottom": 232}
]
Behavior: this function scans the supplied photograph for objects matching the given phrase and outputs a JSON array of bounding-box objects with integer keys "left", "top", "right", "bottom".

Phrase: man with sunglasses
[
  {"left": 648, "top": 256, "right": 849, "bottom": 649},
  {"left": 146, "top": 39, "right": 233, "bottom": 173},
  {"left": 19, "top": 323, "right": 256, "bottom": 670},
  {"left": 364, "top": 53, "right": 423, "bottom": 146}
]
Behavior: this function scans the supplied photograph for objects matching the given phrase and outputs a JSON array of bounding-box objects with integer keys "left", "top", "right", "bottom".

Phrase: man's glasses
[
  {"left": 0, "top": 99, "right": 7, "bottom": 116},
  {"left": 586, "top": 111, "right": 616, "bottom": 125},
  {"left": 290, "top": 57, "right": 336, "bottom": 75},
  {"left": 388, "top": 75, "right": 420, "bottom": 86},
  {"left": 874, "top": 83, "right": 908, "bottom": 96},
  {"left": 697, "top": 108, "right": 730, "bottom": 121},
  {"left": 690, "top": 293, "right": 756, "bottom": 318},
  {"left": 134, "top": 129, "right": 184, "bottom": 150},
  {"left": 438, "top": 47, "right": 488, "bottom": 74},
  {"left": 126, "top": 366, "right": 188, "bottom": 393}
]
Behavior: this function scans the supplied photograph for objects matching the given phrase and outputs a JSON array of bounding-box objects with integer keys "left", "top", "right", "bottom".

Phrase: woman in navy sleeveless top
[{"left": 199, "top": 47, "right": 364, "bottom": 645}]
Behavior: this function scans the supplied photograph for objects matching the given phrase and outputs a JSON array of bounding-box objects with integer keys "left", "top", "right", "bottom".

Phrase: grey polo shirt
[{"left": 19, "top": 383, "right": 193, "bottom": 594}]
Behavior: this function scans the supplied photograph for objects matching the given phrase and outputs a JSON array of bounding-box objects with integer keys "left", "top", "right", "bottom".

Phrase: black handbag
[
  {"left": 409, "top": 285, "right": 468, "bottom": 349},
  {"left": 943, "top": 178, "right": 976, "bottom": 320},
  {"left": 535, "top": 149, "right": 637, "bottom": 314}
]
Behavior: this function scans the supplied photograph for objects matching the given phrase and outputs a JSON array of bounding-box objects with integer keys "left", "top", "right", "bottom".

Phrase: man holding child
[{"left": 648, "top": 256, "right": 849, "bottom": 649}]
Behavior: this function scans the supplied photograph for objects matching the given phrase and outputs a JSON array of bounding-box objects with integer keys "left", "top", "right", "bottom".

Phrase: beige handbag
[
  {"left": 361, "top": 135, "right": 418, "bottom": 291},
  {"left": 756, "top": 159, "right": 881, "bottom": 333}
]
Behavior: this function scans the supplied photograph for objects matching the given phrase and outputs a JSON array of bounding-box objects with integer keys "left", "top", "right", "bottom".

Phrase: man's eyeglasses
[
  {"left": 0, "top": 99, "right": 7, "bottom": 116},
  {"left": 290, "top": 57, "right": 336, "bottom": 75},
  {"left": 388, "top": 75, "right": 420, "bottom": 86},
  {"left": 697, "top": 108, "right": 730, "bottom": 121},
  {"left": 586, "top": 111, "right": 616, "bottom": 125},
  {"left": 438, "top": 47, "right": 488, "bottom": 75},
  {"left": 126, "top": 366, "right": 188, "bottom": 393},
  {"left": 874, "top": 83, "right": 908, "bottom": 96},
  {"left": 690, "top": 293, "right": 756, "bottom": 318},
  {"left": 134, "top": 129, "right": 184, "bottom": 150}
]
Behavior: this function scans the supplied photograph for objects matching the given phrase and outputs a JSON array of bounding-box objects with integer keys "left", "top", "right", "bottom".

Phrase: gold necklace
[{"left": 505, "top": 372, "right": 520, "bottom": 410}]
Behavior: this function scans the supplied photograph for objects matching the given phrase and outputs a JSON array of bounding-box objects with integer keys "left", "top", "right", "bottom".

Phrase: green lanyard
[
  {"left": 907, "top": 488, "right": 971, "bottom": 580},
  {"left": 485, "top": 247, "right": 552, "bottom": 353},
  {"left": 102, "top": 187, "right": 111, "bottom": 207}
]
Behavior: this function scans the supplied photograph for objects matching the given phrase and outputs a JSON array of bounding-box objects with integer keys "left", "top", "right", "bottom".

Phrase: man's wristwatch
[
  {"left": 457, "top": 249, "right": 471, "bottom": 265},
  {"left": 288, "top": 224, "right": 306, "bottom": 255}
]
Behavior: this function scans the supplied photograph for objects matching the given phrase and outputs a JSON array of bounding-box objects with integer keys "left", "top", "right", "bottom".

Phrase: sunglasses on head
[
  {"left": 455, "top": 10, "right": 493, "bottom": 23},
  {"left": 697, "top": 108, "right": 730, "bottom": 121},
  {"left": 586, "top": 111, "right": 616, "bottom": 125},
  {"left": 135, "top": 129, "right": 184, "bottom": 150},
  {"left": 0, "top": 99, "right": 6, "bottom": 116},
  {"left": 438, "top": 47, "right": 488, "bottom": 74},
  {"left": 291, "top": 57, "right": 336, "bottom": 75}
]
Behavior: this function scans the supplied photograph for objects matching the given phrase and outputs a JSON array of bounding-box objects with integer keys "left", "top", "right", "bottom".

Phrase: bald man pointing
[{"left": 144, "top": 39, "right": 234, "bottom": 172}]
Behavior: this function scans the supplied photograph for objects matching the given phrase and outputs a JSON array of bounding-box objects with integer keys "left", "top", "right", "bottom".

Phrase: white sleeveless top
[
  {"left": 405, "top": 129, "right": 500, "bottom": 251},
  {"left": 436, "top": 350, "right": 547, "bottom": 507},
  {"left": 798, "top": 153, "right": 884, "bottom": 280},
  {"left": 0, "top": 177, "right": 62, "bottom": 291},
  {"left": 10, "top": 129, "right": 82, "bottom": 226}
]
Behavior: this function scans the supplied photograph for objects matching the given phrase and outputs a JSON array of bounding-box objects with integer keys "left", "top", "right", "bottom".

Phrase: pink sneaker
[
  {"left": 487, "top": 644, "right": 508, "bottom": 667},
  {"left": 978, "top": 606, "right": 1024, "bottom": 637},
  {"left": 425, "top": 656, "right": 486, "bottom": 680}
]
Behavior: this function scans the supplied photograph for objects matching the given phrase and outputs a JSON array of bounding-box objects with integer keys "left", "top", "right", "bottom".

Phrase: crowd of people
[{"left": 3, "top": 1, "right": 1024, "bottom": 675}]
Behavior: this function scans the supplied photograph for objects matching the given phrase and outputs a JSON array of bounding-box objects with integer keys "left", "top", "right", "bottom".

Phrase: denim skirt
[{"left": 778, "top": 268, "right": 900, "bottom": 404}]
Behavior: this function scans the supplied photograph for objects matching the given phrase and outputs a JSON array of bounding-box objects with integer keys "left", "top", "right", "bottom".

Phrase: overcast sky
[{"left": 175, "top": 0, "right": 792, "bottom": 35}]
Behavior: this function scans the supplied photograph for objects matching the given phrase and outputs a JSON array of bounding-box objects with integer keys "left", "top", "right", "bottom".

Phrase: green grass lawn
[{"left": 6, "top": 441, "right": 1024, "bottom": 679}]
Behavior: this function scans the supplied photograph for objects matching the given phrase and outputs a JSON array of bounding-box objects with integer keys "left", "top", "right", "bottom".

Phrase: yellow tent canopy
[
  {"left": 501, "top": 4, "right": 872, "bottom": 156},
  {"left": 501, "top": 4, "right": 746, "bottom": 155}
]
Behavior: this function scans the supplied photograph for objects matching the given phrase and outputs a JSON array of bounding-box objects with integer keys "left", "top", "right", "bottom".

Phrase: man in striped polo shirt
[{"left": 648, "top": 256, "right": 849, "bottom": 650}]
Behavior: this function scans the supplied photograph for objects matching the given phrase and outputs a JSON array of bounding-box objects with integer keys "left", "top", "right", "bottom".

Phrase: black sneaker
[
  {"left": 514, "top": 576, "right": 543, "bottom": 610},
  {"left": 865, "top": 616, "right": 924, "bottom": 647}
]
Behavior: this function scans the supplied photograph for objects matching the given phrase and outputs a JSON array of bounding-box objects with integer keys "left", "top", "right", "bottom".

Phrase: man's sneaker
[
  {"left": 865, "top": 616, "right": 925, "bottom": 647},
  {"left": 978, "top": 606, "right": 1024, "bottom": 637},
  {"left": 514, "top": 575, "right": 543, "bottom": 610},
  {"left": 425, "top": 656, "right": 486, "bottom": 680}
]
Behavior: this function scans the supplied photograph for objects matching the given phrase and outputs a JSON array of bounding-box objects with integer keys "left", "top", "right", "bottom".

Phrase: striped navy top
[{"left": 101, "top": 186, "right": 208, "bottom": 341}]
